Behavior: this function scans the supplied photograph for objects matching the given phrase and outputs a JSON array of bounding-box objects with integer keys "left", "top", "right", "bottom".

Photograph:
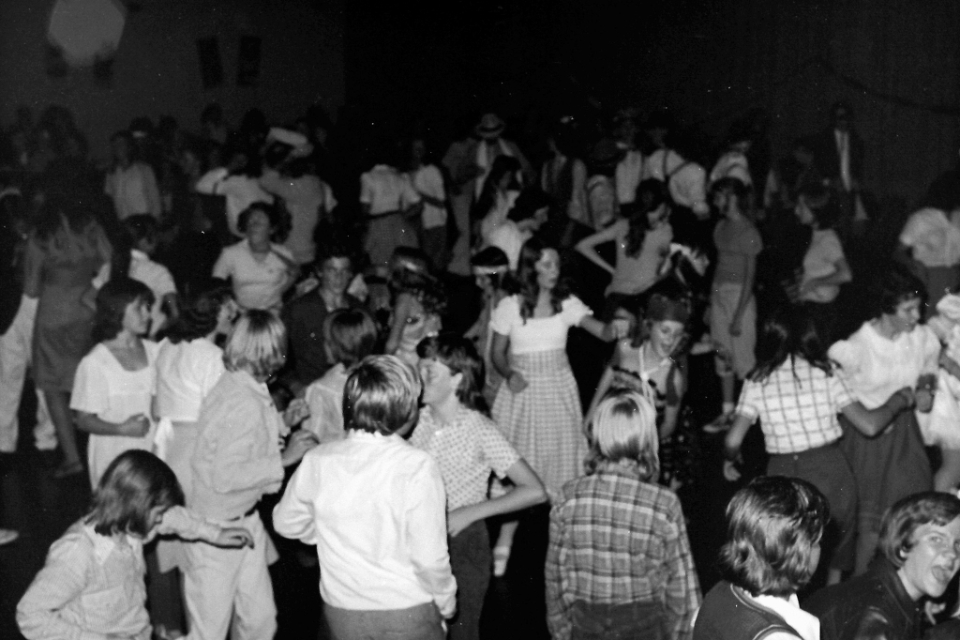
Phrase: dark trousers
[
  {"left": 448, "top": 520, "right": 491, "bottom": 640},
  {"left": 323, "top": 601, "right": 444, "bottom": 640},
  {"left": 569, "top": 600, "right": 666, "bottom": 640}
]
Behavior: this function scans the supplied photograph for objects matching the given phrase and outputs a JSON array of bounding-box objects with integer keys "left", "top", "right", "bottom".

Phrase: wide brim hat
[{"left": 475, "top": 113, "right": 506, "bottom": 139}]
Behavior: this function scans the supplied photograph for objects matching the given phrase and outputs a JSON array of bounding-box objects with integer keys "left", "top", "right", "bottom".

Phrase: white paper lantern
[{"left": 47, "top": 0, "right": 127, "bottom": 67}]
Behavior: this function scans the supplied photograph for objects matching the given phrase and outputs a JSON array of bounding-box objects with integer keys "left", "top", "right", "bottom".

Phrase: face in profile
[{"left": 897, "top": 516, "right": 960, "bottom": 600}]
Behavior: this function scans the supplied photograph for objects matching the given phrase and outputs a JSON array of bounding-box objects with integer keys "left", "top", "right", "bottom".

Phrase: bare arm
[
  {"left": 574, "top": 223, "right": 621, "bottom": 275},
  {"left": 578, "top": 315, "right": 623, "bottom": 342},
  {"left": 840, "top": 389, "right": 914, "bottom": 437},
  {"left": 447, "top": 459, "right": 547, "bottom": 536},
  {"left": 386, "top": 292, "right": 417, "bottom": 355}
]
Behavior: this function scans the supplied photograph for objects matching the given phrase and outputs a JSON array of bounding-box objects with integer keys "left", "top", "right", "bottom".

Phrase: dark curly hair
[{"left": 516, "top": 236, "right": 570, "bottom": 322}]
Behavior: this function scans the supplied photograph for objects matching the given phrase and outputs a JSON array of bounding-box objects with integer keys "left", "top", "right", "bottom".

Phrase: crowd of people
[{"left": 2, "top": 96, "right": 960, "bottom": 640}]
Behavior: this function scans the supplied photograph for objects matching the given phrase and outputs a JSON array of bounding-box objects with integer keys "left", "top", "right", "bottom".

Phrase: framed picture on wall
[
  {"left": 197, "top": 37, "right": 223, "bottom": 89},
  {"left": 237, "top": 35, "right": 261, "bottom": 86}
]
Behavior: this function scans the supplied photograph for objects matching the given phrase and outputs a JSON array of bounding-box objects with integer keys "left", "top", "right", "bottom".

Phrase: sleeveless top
[{"left": 693, "top": 581, "right": 801, "bottom": 640}]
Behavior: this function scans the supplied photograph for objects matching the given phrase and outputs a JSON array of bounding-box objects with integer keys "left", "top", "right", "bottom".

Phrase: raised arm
[{"left": 574, "top": 222, "right": 621, "bottom": 275}]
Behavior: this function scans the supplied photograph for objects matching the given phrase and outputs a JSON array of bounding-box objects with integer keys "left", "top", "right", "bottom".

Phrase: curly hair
[{"left": 165, "top": 278, "right": 234, "bottom": 344}]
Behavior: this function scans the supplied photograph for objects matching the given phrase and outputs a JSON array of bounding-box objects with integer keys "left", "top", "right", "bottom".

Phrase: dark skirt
[{"left": 839, "top": 411, "right": 932, "bottom": 537}]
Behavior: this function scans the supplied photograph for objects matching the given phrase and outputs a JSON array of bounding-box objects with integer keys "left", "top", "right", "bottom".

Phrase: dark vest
[{"left": 694, "top": 581, "right": 800, "bottom": 640}]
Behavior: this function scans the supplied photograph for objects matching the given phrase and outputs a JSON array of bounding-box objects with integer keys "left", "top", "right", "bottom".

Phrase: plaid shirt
[
  {"left": 735, "top": 358, "right": 854, "bottom": 454},
  {"left": 545, "top": 462, "right": 700, "bottom": 640}
]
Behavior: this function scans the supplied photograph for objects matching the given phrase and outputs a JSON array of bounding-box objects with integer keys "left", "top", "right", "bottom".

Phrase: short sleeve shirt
[
  {"left": 410, "top": 165, "right": 447, "bottom": 229},
  {"left": 735, "top": 358, "right": 854, "bottom": 454},
  {"left": 410, "top": 405, "right": 520, "bottom": 510},
  {"left": 360, "top": 165, "right": 421, "bottom": 215},
  {"left": 712, "top": 217, "right": 762, "bottom": 284},
  {"left": 212, "top": 239, "right": 293, "bottom": 311}
]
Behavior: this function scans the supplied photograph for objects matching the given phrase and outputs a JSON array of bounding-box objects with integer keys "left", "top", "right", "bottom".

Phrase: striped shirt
[
  {"left": 545, "top": 462, "right": 700, "bottom": 640},
  {"left": 735, "top": 357, "right": 854, "bottom": 454}
]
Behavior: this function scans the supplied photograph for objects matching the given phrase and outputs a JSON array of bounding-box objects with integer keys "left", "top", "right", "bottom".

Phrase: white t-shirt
[
  {"left": 360, "top": 165, "right": 421, "bottom": 216},
  {"left": 154, "top": 338, "right": 225, "bottom": 422},
  {"left": 71, "top": 341, "right": 160, "bottom": 487},
  {"left": 213, "top": 239, "right": 294, "bottom": 311},
  {"left": 195, "top": 168, "right": 274, "bottom": 237}
]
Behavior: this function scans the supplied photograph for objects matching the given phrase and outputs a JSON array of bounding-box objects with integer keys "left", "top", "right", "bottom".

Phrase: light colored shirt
[
  {"left": 490, "top": 295, "right": 591, "bottom": 354},
  {"left": 195, "top": 168, "right": 274, "bottom": 237},
  {"left": 800, "top": 229, "right": 845, "bottom": 303},
  {"left": 735, "top": 358, "right": 854, "bottom": 454},
  {"left": 154, "top": 338, "right": 224, "bottom": 422},
  {"left": 409, "top": 165, "right": 447, "bottom": 229},
  {"left": 360, "top": 165, "right": 420, "bottom": 215},
  {"left": 710, "top": 151, "right": 752, "bottom": 187},
  {"left": 410, "top": 405, "right": 520, "bottom": 511},
  {"left": 485, "top": 219, "right": 530, "bottom": 271},
  {"left": 272, "top": 430, "right": 457, "bottom": 616},
  {"left": 104, "top": 162, "right": 162, "bottom": 220},
  {"left": 212, "top": 239, "right": 294, "bottom": 311},
  {"left": 260, "top": 169, "right": 337, "bottom": 265},
  {"left": 16, "top": 507, "right": 222, "bottom": 640},
  {"left": 899, "top": 208, "right": 960, "bottom": 268},
  {"left": 829, "top": 321, "right": 940, "bottom": 410},
  {"left": 70, "top": 341, "right": 160, "bottom": 487},
  {"left": 128, "top": 249, "right": 176, "bottom": 338},
  {"left": 607, "top": 219, "right": 673, "bottom": 296},
  {"left": 190, "top": 369, "right": 285, "bottom": 520},
  {"left": 303, "top": 363, "right": 349, "bottom": 444}
]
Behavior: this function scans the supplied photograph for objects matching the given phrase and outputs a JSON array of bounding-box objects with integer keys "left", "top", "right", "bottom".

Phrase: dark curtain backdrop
[{"left": 345, "top": 0, "right": 960, "bottom": 207}]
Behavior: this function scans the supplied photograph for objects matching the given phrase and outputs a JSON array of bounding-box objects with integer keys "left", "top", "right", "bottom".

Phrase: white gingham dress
[{"left": 490, "top": 295, "right": 590, "bottom": 498}]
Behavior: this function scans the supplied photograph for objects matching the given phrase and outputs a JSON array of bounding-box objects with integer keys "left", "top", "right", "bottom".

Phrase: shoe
[
  {"left": 702, "top": 412, "right": 733, "bottom": 434},
  {"left": 53, "top": 460, "right": 84, "bottom": 480},
  {"left": 0, "top": 529, "right": 19, "bottom": 546},
  {"left": 492, "top": 545, "right": 511, "bottom": 578}
]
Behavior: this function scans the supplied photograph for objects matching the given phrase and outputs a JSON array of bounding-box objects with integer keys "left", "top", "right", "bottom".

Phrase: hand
[
  {"left": 447, "top": 507, "right": 475, "bottom": 537},
  {"left": 283, "top": 398, "right": 310, "bottom": 427},
  {"left": 604, "top": 319, "right": 630, "bottom": 341},
  {"left": 281, "top": 429, "right": 319, "bottom": 465},
  {"left": 916, "top": 389, "right": 934, "bottom": 413},
  {"left": 214, "top": 526, "right": 254, "bottom": 548},
  {"left": 925, "top": 599, "right": 948, "bottom": 625},
  {"left": 729, "top": 317, "right": 742, "bottom": 338},
  {"left": 723, "top": 459, "right": 742, "bottom": 482},
  {"left": 120, "top": 414, "right": 150, "bottom": 438},
  {"left": 507, "top": 371, "right": 528, "bottom": 394}
]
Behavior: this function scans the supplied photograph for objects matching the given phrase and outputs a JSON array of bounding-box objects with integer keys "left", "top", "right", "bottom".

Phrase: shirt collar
[
  {"left": 753, "top": 593, "right": 820, "bottom": 640},
  {"left": 346, "top": 429, "right": 406, "bottom": 445},
  {"left": 84, "top": 524, "right": 140, "bottom": 564}
]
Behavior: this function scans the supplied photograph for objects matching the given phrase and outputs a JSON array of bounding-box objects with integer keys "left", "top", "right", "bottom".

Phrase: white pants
[
  {"left": 0, "top": 297, "right": 55, "bottom": 452},
  {"left": 182, "top": 512, "right": 277, "bottom": 640}
]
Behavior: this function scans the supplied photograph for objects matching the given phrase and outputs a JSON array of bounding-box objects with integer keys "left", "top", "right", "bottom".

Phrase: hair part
[
  {"left": 719, "top": 476, "right": 828, "bottom": 597},
  {"left": 85, "top": 450, "right": 184, "bottom": 537},
  {"left": 342, "top": 355, "right": 422, "bottom": 435},
  {"left": 585, "top": 389, "right": 659, "bottom": 480}
]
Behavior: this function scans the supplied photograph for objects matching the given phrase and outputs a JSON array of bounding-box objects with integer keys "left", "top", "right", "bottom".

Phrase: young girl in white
[
  {"left": 413, "top": 334, "right": 547, "bottom": 640},
  {"left": 17, "top": 450, "right": 252, "bottom": 640},
  {"left": 71, "top": 278, "right": 160, "bottom": 486}
]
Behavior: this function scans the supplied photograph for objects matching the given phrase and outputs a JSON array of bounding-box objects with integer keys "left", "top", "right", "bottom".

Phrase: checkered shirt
[
  {"left": 545, "top": 463, "right": 700, "bottom": 640},
  {"left": 410, "top": 405, "right": 520, "bottom": 511},
  {"left": 735, "top": 358, "right": 854, "bottom": 454}
]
